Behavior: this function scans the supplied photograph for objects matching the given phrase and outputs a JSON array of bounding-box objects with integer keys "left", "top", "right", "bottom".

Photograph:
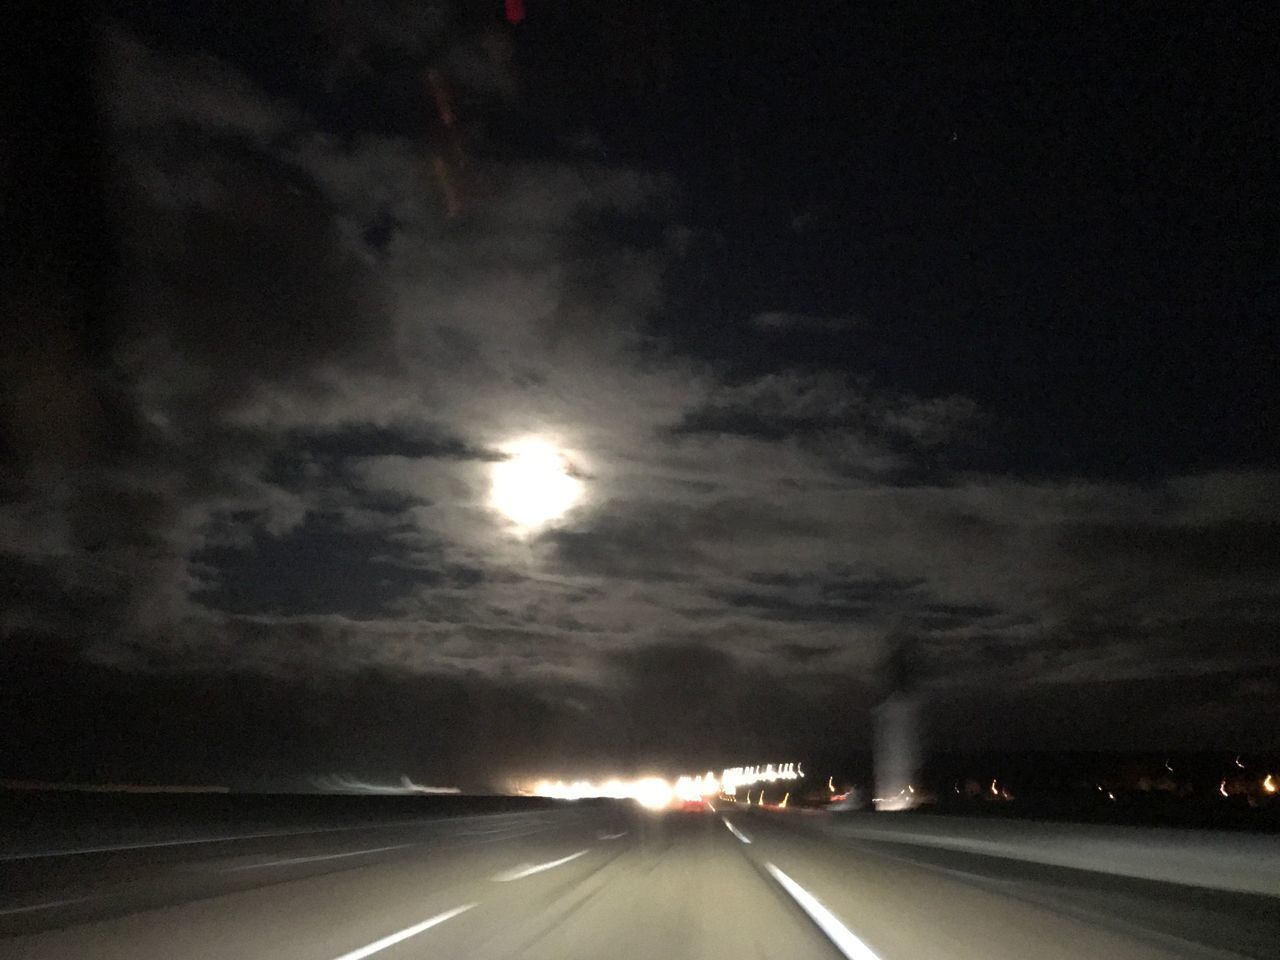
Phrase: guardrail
[{"left": 821, "top": 812, "right": 1280, "bottom": 897}]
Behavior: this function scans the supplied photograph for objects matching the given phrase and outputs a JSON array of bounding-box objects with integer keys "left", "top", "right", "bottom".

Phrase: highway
[{"left": 2, "top": 803, "right": 1275, "bottom": 959}]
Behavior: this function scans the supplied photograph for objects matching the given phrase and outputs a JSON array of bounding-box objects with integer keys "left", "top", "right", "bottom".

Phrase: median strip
[
  {"left": 1, "top": 811, "right": 542, "bottom": 862},
  {"left": 764, "top": 863, "right": 881, "bottom": 960},
  {"left": 491, "top": 848, "right": 589, "bottom": 882},
  {"left": 330, "top": 903, "right": 475, "bottom": 960}
]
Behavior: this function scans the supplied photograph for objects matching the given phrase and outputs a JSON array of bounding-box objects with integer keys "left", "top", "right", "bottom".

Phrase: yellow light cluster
[
  {"left": 525, "top": 777, "right": 675, "bottom": 810},
  {"left": 523, "top": 761, "right": 803, "bottom": 810},
  {"left": 720, "top": 763, "right": 802, "bottom": 796}
]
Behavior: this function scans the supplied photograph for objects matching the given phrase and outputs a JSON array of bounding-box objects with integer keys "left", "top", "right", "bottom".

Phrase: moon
[{"left": 490, "top": 437, "right": 583, "bottom": 529}]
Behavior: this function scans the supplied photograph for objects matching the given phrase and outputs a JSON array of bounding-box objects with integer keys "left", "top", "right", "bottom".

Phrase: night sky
[{"left": 3, "top": 1, "right": 1278, "bottom": 788}]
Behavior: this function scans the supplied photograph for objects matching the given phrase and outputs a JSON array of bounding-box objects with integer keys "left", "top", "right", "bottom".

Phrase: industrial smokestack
[{"left": 873, "top": 637, "right": 923, "bottom": 811}]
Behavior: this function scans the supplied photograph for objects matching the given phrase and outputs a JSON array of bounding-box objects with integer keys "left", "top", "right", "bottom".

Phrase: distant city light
[
  {"left": 522, "top": 762, "right": 802, "bottom": 811},
  {"left": 1265, "top": 774, "right": 1276, "bottom": 795},
  {"left": 634, "top": 778, "right": 674, "bottom": 811},
  {"left": 721, "top": 763, "right": 802, "bottom": 795},
  {"left": 527, "top": 776, "right": 673, "bottom": 810}
]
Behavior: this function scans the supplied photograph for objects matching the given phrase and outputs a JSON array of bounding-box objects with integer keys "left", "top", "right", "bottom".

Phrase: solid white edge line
[
  {"left": 331, "top": 903, "right": 475, "bottom": 960},
  {"left": 491, "top": 848, "right": 589, "bottom": 882},
  {"left": 764, "top": 863, "right": 881, "bottom": 960},
  {"left": 721, "top": 816, "right": 751, "bottom": 844}
]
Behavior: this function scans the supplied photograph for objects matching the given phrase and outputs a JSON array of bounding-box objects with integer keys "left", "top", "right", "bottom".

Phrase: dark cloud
[
  {"left": 192, "top": 512, "right": 468, "bottom": 618},
  {"left": 930, "top": 666, "right": 1280, "bottom": 752},
  {"left": 280, "top": 425, "right": 501, "bottom": 468},
  {"left": 751, "top": 311, "right": 860, "bottom": 334},
  {"left": 131, "top": 160, "right": 388, "bottom": 391},
  {"left": 1060, "top": 520, "right": 1280, "bottom": 579},
  {"left": 3, "top": 23, "right": 409, "bottom": 650},
  {"left": 717, "top": 589, "right": 872, "bottom": 625},
  {"left": 539, "top": 504, "right": 706, "bottom": 582},
  {"left": 817, "top": 574, "right": 929, "bottom": 605},
  {"left": 670, "top": 371, "right": 982, "bottom": 481},
  {"left": 601, "top": 642, "right": 872, "bottom": 768},
  {"left": 777, "top": 642, "right": 840, "bottom": 664},
  {"left": 914, "top": 603, "right": 1002, "bottom": 629}
]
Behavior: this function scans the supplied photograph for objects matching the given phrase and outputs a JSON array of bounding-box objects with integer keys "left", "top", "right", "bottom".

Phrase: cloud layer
[{"left": 2, "top": 10, "right": 1276, "bottom": 783}]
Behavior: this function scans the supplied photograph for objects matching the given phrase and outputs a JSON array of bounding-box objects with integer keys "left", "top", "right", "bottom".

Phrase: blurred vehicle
[{"left": 826, "top": 788, "right": 865, "bottom": 812}]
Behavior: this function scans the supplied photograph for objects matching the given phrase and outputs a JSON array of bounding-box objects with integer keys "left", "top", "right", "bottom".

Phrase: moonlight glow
[{"left": 490, "top": 438, "right": 582, "bottom": 528}]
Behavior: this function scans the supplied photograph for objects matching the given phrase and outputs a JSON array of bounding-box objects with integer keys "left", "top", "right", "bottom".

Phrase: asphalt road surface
[{"left": 3, "top": 804, "right": 1275, "bottom": 959}]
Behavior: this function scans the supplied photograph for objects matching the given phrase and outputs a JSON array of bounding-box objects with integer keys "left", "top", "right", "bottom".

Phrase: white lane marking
[
  {"left": 0, "top": 895, "right": 98, "bottom": 916},
  {"left": 224, "top": 842, "right": 417, "bottom": 871},
  {"left": 491, "top": 848, "right": 589, "bottom": 882},
  {"left": 331, "top": 903, "right": 475, "bottom": 960},
  {"left": 765, "top": 863, "right": 881, "bottom": 960},
  {"left": 721, "top": 817, "right": 752, "bottom": 844},
  {"left": 203, "top": 825, "right": 557, "bottom": 874},
  {"left": 462, "top": 826, "right": 554, "bottom": 845},
  {"left": 1, "top": 811, "right": 542, "bottom": 862},
  {"left": 597, "top": 830, "right": 627, "bottom": 840}
]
